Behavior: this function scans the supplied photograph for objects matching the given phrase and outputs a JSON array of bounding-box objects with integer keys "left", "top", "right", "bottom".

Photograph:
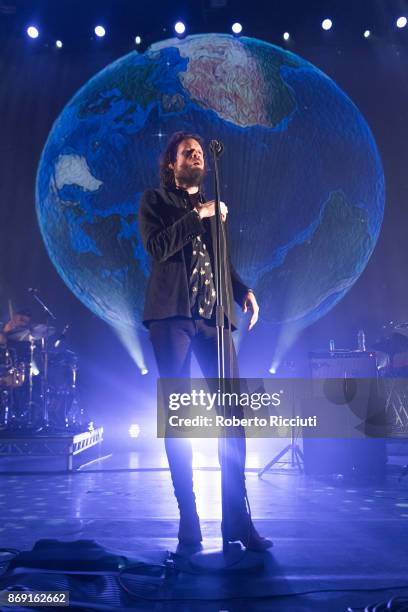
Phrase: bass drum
[
  {"left": 48, "top": 350, "right": 77, "bottom": 390},
  {"left": 47, "top": 350, "right": 81, "bottom": 429}
]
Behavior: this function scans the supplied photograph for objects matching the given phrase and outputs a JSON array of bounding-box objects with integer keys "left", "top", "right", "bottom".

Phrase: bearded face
[
  {"left": 171, "top": 138, "right": 205, "bottom": 188},
  {"left": 174, "top": 164, "right": 204, "bottom": 187}
]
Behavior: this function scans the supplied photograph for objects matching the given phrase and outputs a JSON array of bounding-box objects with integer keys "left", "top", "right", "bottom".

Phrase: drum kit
[
  {"left": 0, "top": 294, "right": 83, "bottom": 432},
  {"left": 372, "top": 321, "right": 408, "bottom": 374},
  {"left": 372, "top": 322, "right": 408, "bottom": 436}
]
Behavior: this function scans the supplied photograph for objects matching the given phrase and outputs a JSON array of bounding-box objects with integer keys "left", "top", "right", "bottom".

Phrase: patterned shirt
[{"left": 186, "top": 191, "right": 217, "bottom": 319}]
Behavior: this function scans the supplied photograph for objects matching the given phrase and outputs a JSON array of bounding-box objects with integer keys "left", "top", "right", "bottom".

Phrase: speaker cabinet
[{"left": 303, "top": 351, "right": 386, "bottom": 480}]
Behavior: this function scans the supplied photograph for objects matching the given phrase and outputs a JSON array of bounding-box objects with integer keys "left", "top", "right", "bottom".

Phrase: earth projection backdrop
[{"left": 36, "top": 33, "right": 385, "bottom": 334}]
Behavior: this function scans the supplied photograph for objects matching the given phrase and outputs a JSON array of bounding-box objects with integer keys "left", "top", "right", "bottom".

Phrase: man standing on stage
[{"left": 138, "top": 131, "right": 272, "bottom": 551}]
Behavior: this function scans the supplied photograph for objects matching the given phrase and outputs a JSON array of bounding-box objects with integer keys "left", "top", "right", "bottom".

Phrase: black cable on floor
[{"left": 117, "top": 572, "right": 408, "bottom": 605}]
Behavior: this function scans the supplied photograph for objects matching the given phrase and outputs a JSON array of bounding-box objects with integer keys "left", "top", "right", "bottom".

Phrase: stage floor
[{"left": 0, "top": 442, "right": 407, "bottom": 610}]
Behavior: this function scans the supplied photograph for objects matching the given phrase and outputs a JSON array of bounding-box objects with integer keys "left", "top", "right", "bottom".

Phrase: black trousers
[{"left": 149, "top": 317, "right": 248, "bottom": 523}]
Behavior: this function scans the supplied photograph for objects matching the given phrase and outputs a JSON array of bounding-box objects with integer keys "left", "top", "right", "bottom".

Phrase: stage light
[
  {"left": 174, "top": 21, "right": 186, "bottom": 35},
  {"left": 135, "top": 35, "right": 142, "bottom": 45},
  {"left": 232, "top": 22, "right": 242, "bottom": 35},
  {"left": 27, "top": 26, "right": 39, "bottom": 39},
  {"left": 321, "top": 18, "right": 333, "bottom": 31},
  {"left": 56, "top": 40, "right": 63, "bottom": 48},
  {"left": 396, "top": 16, "right": 407, "bottom": 29},
  {"left": 129, "top": 423, "right": 141, "bottom": 438},
  {"left": 269, "top": 366, "right": 277, "bottom": 375},
  {"left": 141, "top": 368, "right": 148, "bottom": 376},
  {"left": 363, "top": 30, "right": 371, "bottom": 38},
  {"left": 94, "top": 25, "right": 106, "bottom": 38},
  {"left": 283, "top": 32, "right": 290, "bottom": 41}
]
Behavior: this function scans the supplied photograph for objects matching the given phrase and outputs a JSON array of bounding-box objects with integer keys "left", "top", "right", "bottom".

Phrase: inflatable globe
[{"left": 36, "top": 34, "right": 384, "bottom": 330}]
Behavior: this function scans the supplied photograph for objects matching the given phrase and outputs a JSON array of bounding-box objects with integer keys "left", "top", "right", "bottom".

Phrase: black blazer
[{"left": 138, "top": 186, "right": 249, "bottom": 329}]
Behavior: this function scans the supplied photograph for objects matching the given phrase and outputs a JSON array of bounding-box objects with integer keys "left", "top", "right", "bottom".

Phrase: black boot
[
  {"left": 176, "top": 505, "right": 203, "bottom": 554},
  {"left": 176, "top": 490, "right": 202, "bottom": 555},
  {"left": 222, "top": 515, "right": 273, "bottom": 551},
  {"left": 165, "top": 437, "right": 203, "bottom": 548},
  {"left": 219, "top": 434, "right": 272, "bottom": 551}
]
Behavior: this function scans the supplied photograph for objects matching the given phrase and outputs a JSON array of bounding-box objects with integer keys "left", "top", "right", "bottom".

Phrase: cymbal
[
  {"left": 29, "top": 324, "right": 56, "bottom": 340},
  {"left": 8, "top": 324, "right": 56, "bottom": 342}
]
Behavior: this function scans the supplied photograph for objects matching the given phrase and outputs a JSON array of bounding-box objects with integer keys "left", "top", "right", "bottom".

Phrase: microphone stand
[
  {"left": 190, "top": 141, "right": 263, "bottom": 574},
  {"left": 211, "top": 140, "right": 226, "bottom": 383},
  {"left": 29, "top": 290, "right": 57, "bottom": 323},
  {"left": 29, "top": 289, "right": 57, "bottom": 429},
  {"left": 211, "top": 140, "right": 229, "bottom": 552}
]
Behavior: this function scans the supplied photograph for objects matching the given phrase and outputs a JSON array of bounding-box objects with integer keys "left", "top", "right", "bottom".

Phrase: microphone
[{"left": 209, "top": 139, "right": 224, "bottom": 157}]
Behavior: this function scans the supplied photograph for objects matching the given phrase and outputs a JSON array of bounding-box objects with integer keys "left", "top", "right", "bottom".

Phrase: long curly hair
[{"left": 159, "top": 131, "right": 206, "bottom": 189}]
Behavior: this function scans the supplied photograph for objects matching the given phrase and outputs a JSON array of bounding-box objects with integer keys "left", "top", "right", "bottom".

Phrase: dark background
[{"left": 1, "top": 0, "right": 407, "bottom": 436}]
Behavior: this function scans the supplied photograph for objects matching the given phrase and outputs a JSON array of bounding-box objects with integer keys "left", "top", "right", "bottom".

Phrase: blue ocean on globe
[{"left": 36, "top": 33, "right": 384, "bottom": 333}]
